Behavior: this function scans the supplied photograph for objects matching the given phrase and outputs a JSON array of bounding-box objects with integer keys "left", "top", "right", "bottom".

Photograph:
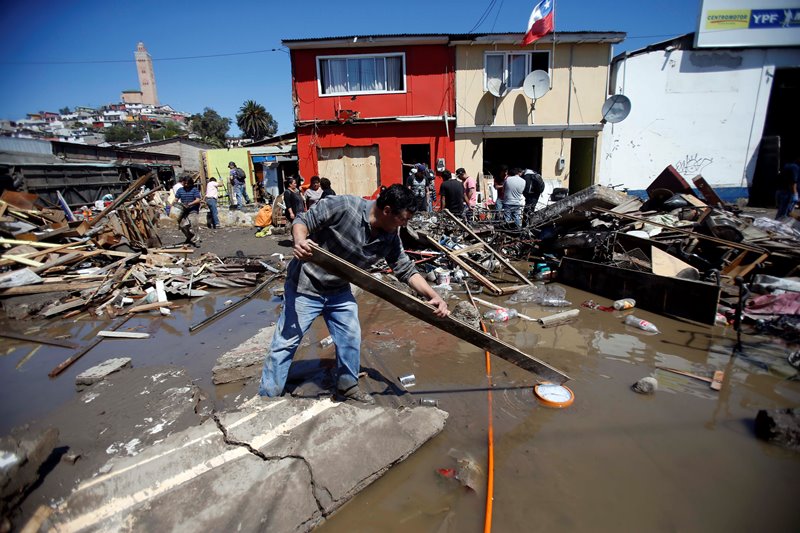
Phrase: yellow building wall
[
  {"left": 454, "top": 42, "right": 609, "bottom": 189},
  {"left": 455, "top": 42, "right": 611, "bottom": 128},
  {"left": 204, "top": 147, "right": 256, "bottom": 202}
]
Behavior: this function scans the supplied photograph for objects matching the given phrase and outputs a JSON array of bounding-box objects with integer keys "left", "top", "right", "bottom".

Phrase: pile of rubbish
[
  {"left": 401, "top": 165, "right": 799, "bottom": 336},
  {"left": 0, "top": 172, "right": 281, "bottom": 321}
]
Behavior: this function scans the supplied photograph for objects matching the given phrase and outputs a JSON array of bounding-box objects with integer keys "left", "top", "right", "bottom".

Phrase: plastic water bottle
[
  {"left": 540, "top": 297, "right": 571, "bottom": 307},
  {"left": 483, "top": 308, "right": 518, "bottom": 322},
  {"left": 624, "top": 315, "right": 659, "bottom": 333},
  {"left": 613, "top": 298, "right": 636, "bottom": 310}
]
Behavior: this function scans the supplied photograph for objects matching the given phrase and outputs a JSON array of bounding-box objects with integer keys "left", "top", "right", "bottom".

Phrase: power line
[
  {"left": 468, "top": 0, "right": 499, "bottom": 33},
  {"left": 0, "top": 47, "right": 289, "bottom": 66}
]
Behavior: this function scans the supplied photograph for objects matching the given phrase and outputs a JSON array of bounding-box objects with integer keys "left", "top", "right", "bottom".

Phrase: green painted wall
[{"left": 205, "top": 147, "right": 254, "bottom": 204}]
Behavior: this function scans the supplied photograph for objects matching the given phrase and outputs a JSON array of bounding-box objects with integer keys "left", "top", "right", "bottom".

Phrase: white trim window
[
  {"left": 318, "top": 53, "right": 406, "bottom": 96},
  {"left": 484, "top": 51, "right": 550, "bottom": 95}
]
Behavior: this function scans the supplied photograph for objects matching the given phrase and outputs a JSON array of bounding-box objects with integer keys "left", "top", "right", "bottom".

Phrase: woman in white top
[{"left": 303, "top": 175, "right": 324, "bottom": 210}]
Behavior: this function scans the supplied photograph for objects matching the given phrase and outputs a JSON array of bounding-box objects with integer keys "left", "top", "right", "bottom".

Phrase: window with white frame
[
  {"left": 484, "top": 51, "right": 550, "bottom": 94},
  {"left": 318, "top": 53, "right": 405, "bottom": 96}
]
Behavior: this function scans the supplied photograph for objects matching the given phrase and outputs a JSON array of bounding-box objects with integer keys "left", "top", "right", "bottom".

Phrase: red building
[{"left": 284, "top": 35, "right": 456, "bottom": 197}]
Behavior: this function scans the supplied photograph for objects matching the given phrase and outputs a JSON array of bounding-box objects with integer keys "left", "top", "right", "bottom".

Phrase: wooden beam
[
  {"left": 0, "top": 281, "right": 99, "bottom": 296},
  {"left": 308, "top": 243, "right": 570, "bottom": 383},
  {"left": 0, "top": 331, "right": 79, "bottom": 348},
  {"left": 49, "top": 316, "right": 133, "bottom": 377}
]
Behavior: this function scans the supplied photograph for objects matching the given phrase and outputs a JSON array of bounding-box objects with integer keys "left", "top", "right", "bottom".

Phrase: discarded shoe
[{"left": 337, "top": 384, "right": 375, "bottom": 405}]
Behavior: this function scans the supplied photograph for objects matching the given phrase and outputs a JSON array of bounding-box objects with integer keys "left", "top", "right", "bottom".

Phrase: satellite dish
[
  {"left": 487, "top": 78, "right": 504, "bottom": 98},
  {"left": 523, "top": 70, "right": 551, "bottom": 100},
  {"left": 601, "top": 94, "right": 632, "bottom": 123}
]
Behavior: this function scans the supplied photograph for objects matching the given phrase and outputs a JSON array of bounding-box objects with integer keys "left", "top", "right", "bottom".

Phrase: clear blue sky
[{"left": 0, "top": 0, "right": 701, "bottom": 135}]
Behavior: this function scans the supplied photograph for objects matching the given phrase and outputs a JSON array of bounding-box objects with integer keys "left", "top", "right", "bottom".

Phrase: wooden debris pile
[{"left": 0, "top": 173, "right": 279, "bottom": 320}]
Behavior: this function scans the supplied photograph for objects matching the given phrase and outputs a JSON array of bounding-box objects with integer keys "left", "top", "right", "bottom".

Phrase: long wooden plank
[
  {"left": 308, "top": 243, "right": 570, "bottom": 383},
  {"left": 0, "top": 281, "right": 99, "bottom": 296},
  {"left": 0, "top": 331, "right": 79, "bottom": 349},
  {"left": 49, "top": 316, "right": 133, "bottom": 377}
]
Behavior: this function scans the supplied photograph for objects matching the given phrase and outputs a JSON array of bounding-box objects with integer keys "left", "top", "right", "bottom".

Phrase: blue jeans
[
  {"left": 233, "top": 184, "right": 245, "bottom": 207},
  {"left": 207, "top": 198, "right": 219, "bottom": 227},
  {"left": 259, "top": 283, "right": 362, "bottom": 397},
  {"left": 775, "top": 190, "right": 796, "bottom": 219},
  {"left": 503, "top": 204, "right": 523, "bottom": 227}
]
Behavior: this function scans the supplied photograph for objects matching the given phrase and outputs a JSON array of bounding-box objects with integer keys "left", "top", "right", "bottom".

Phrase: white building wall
[{"left": 600, "top": 46, "right": 800, "bottom": 198}]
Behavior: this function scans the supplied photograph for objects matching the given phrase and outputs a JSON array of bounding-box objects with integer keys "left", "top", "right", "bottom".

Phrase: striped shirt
[
  {"left": 175, "top": 187, "right": 201, "bottom": 213},
  {"left": 287, "top": 195, "right": 418, "bottom": 296}
]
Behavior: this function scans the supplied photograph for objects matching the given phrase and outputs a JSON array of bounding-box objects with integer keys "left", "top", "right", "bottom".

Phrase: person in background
[
  {"left": 263, "top": 161, "right": 279, "bottom": 202},
  {"left": 776, "top": 156, "right": 799, "bottom": 219},
  {"left": 502, "top": 168, "right": 526, "bottom": 228},
  {"left": 456, "top": 167, "right": 477, "bottom": 220},
  {"left": 228, "top": 161, "right": 247, "bottom": 209},
  {"left": 320, "top": 177, "right": 336, "bottom": 199},
  {"left": 205, "top": 177, "right": 220, "bottom": 229},
  {"left": 408, "top": 167, "right": 428, "bottom": 213},
  {"left": 174, "top": 176, "right": 202, "bottom": 247},
  {"left": 493, "top": 170, "right": 506, "bottom": 221},
  {"left": 439, "top": 169, "right": 465, "bottom": 217},
  {"left": 259, "top": 184, "right": 448, "bottom": 404},
  {"left": 304, "top": 175, "right": 323, "bottom": 210},
  {"left": 283, "top": 176, "right": 305, "bottom": 224}
]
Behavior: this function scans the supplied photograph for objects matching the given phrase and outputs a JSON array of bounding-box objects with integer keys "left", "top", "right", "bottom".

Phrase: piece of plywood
[
  {"left": 559, "top": 257, "right": 720, "bottom": 325},
  {"left": 651, "top": 246, "right": 698, "bottom": 278},
  {"left": 308, "top": 243, "right": 570, "bottom": 383}
]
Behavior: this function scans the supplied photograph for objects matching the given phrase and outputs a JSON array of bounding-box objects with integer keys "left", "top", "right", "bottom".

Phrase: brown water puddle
[{"left": 2, "top": 282, "right": 799, "bottom": 531}]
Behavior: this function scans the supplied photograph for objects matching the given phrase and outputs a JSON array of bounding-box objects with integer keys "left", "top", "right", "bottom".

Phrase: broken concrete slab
[
  {"left": 75, "top": 357, "right": 132, "bottom": 390},
  {"left": 47, "top": 397, "right": 447, "bottom": 532},
  {"left": 212, "top": 324, "right": 275, "bottom": 384},
  {"left": 0, "top": 427, "right": 59, "bottom": 516}
]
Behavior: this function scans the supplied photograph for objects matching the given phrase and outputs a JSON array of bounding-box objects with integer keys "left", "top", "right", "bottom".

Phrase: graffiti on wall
[{"left": 675, "top": 153, "right": 713, "bottom": 177}]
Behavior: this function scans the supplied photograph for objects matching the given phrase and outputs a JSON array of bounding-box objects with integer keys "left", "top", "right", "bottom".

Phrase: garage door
[{"left": 318, "top": 145, "right": 380, "bottom": 198}]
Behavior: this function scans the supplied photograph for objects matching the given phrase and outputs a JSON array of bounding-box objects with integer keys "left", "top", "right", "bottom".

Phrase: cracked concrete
[{"left": 44, "top": 397, "right": 447, "bottom": 532}]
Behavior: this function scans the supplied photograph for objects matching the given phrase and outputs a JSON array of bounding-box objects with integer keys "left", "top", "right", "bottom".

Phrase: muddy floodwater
[{"left": 2, "top": 281, "right": 799, "bottom": 532}]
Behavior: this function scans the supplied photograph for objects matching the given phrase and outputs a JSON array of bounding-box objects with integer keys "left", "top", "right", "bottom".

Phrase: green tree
[
  {"left": 103, "top": 125, "right": 144, "bottom": 143},
  {"left": 236, "top": 100, "right": 278, "bottom": 140},
  {"left": 59, "top": 106, "right": 71, "bottom": 115},
  {"left": 190, "top": 107, "right": 230, "bottom": 147},
  {"left": 148, "top": 120, "right": 185, "bottom": 141}
]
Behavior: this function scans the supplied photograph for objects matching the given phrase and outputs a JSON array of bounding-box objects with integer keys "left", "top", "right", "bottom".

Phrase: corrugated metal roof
[
  {"left": 283, "top": 31, "right": 625, "bottom": 47},
  {"left": 0, "top": 137, "right": 53, "bottom": 155}
]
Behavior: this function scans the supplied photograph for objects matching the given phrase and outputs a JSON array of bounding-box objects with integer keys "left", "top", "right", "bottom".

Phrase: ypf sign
[{"left": 696, "top": 0, "right": 800, "bottom": 48}]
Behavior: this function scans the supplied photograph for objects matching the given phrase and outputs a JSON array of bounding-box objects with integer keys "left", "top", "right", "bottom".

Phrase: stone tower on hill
[{"left": 135, "top": 42, "right": 159, "bottom": 105}]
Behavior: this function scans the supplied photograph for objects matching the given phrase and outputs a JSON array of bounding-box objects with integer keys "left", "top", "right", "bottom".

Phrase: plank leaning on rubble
[{"left": 307, "top": 243, "right": 570, "bottom": 383}]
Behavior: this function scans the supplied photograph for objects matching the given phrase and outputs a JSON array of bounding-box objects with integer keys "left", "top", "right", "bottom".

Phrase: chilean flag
[{"left": 522, "top": 0, "right": 554, "bottom": 45}]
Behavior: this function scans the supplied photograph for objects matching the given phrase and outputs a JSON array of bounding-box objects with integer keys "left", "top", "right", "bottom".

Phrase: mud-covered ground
[{"left": 2, "top": 219, "right": 799, "bottom": 532}]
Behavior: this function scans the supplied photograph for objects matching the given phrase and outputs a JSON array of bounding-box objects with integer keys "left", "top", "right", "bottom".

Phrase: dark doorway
[
  {"left": 401, "top": 144, "right": 430, "bottom": 185},
  {"left": 750, "top": 68, "right": 800, "bottom": 206},
  {"left": 569, "top": 137, "right": 595, "bottom": 193},
  {"left": 482, "top": 137, "right": 543, "bottom": 177}
]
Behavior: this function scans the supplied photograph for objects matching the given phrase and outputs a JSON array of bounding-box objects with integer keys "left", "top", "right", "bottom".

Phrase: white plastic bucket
[{"left": 434, "top": 268, "right": 451, "bottom": 286}]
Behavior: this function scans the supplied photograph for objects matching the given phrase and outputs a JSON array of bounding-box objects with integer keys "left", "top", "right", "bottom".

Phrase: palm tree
[{"left": 236, "top": 100, "right": 278, "bottom": 140}]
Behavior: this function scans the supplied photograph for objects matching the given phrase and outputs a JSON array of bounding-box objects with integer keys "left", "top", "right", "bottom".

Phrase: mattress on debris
[{"left": 528, "top": 185, "right": 632, "bottom": 228}]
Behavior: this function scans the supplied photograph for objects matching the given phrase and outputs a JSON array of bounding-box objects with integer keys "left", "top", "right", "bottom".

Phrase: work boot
[{"left": 337, "top": 384, "right": 375, "bottom": 405}]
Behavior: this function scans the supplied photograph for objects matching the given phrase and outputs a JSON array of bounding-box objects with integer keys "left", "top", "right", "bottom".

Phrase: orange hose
[{"left": 481, "top": 320, "right": 495, "bottom": 533}]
